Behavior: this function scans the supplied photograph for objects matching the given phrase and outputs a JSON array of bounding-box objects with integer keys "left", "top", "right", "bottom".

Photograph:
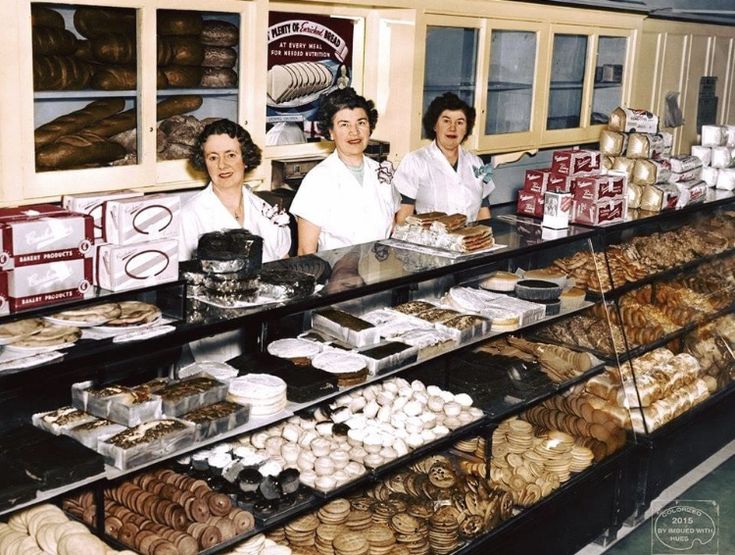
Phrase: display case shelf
[{"left": 34, "top": 89, "right": 239, "bottom": 100}]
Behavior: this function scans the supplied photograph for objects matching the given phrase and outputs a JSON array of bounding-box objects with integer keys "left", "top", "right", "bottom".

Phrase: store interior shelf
[
  {"left": 34, "top": 88, "right": 238, "bottom": 100},
  {"left": 549, "top": 80, "right": 584, "bottom": 90},
  {"left": 587, "top": 245, "right": 735, "bottom": 302},
  {"left": 488, "top": 81, "right": 533, "bottom": 92}
]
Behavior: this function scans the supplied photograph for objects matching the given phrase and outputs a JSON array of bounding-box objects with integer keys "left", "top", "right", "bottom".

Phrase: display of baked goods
[
  {"left": 157, "top": 375, "right": 229, "bottom": 417},
  {"left": 393, "top": 214, "right": 496, "bottom": 254},
  {"left": 313, "top": 308, "right": 380, "bottom": 348},
  {"left": 0, "top": 318, "right": 46, "bottom": 345},
  {"left": 258, "top": 268, "right": 317, "bottom": 301},
  {"left": 228, "top": 374, "right": 288, "bottom": 417},
  {"left": 4, "top": 323, "right": 81, "bottom": 352},
  {"left": 99, "top": 419, "right": 195, "bottom": 469},
  {"left": 0, "top": 503, "right": 128, "bottom": 555},
  {"left": 310, "top": 351, "right": 370, "bottom": 386},
  {"left": 96, "top": 300, "right": 162, "bottom": 328},
  {"left": 72, "top": 380, "right": 164, "bottom": 427},
  {"left": 64, "top": 467, "right": 254, "bottom": 554}
]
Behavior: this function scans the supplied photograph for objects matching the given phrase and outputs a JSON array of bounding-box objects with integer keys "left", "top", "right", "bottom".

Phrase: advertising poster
[{"left": 266, "top": 12, "right": 354, "bottom": 144}]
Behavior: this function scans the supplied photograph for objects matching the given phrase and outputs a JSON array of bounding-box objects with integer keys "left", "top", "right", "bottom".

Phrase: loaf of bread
[
  {"left": 201, "top": 20, "right": 238, "bottom": 47},
  {"left": 157, "top": 36, "right": 204, "bottom": 66},
  {"left": 91, "top": 33, "right": 136, "bottom": 64},
  {"left": 32, "top": 27, "right": 78, "bottom": 56},
  {"left": 161, "top": 65, "right": 203, "bottom": 88},
  {"left": 73, "top": 40, "right": 95, "bottom": 63},
  {"left": 85, "top": 95, "right": 203, "bottom": 138},
  {"left": 34, "top": 98, "right": 126, "bottom": 148},
  {"left": 159, "top": 115, "right": 201, "bottom": 146},
  {"left": 32, "top": 6, "right": 65, "bottom": 29},
  {"left": 200, "top": 67, "right": 237, "bottom": 88},
  {"left": 92, "top": 66, "right": 169, "bottom": 90},
  {"left": 33, "top": 55, "right": 94, "bottom": 90},
  {"left": 157, "top": 10, "right": 203, "bottom": 36},
  {"left": 74, "top": 7, "right": 136, "bottom": 39},
  {"left": 202, "top": 46, "right": 237, "bottom": 68},
  {"left": 36, "top": 131, "right": 126, "bottom": 170},
  {"left": 159, "top": 142, "right": 194, "bottom": 160}
]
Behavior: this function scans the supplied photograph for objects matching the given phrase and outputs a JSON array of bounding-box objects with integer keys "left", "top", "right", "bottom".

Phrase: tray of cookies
[{"left": 98, "top": 418, "right": 195, "bottom": 470}]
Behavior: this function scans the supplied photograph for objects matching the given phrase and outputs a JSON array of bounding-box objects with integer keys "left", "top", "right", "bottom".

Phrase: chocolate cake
[
  {"left": 358, "top": 341, "right": 418, "bottom": 374},
  {"left": 258, "top": 268, "right": 316, "bottom": 300},
  {"left": 197, "top": 229, "right": 263, "bottom": 276},
  {"left": 312, "top": 308, "right": 379, "bottom": 347},
  {"left": 0, "top": 455, "right": 38, "bottom": 510}
]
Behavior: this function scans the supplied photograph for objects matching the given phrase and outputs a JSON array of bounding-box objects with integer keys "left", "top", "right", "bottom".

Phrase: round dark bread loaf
[
  {"left": 74, "top": 40, "right": 95, "bottom": 63},
  {"left": 157, "top": 36, "right": 204, "bottom": 66},
  {"left": 158, "top": 10, "right": 203, "bottom": 36},
  {"left": 33, "top": 55, "right": 94, "bottom": 90},
  {"left": 36, "top": 131, "right": 126, "bottom": 170},
  {"left": 32, "top": 6, "right": 65, "bottom": 29},
  {"left": 159, "top": 115, "right": 201, "bottom": 146},
  {"left": 202, "top": 46, "right": 237, "bottom": 68},
  {"left": 74, "top": 7, "right": 136, "bottom": 39},
  {"left": 200, "top": 68, "right": 237, "bottom": 88},
  {"left": 91, "top": 33, "right": 136, "bottom": 64},
  {"left": 161, "top": 65, "right": 203, "bottom": 88},
  {"left": 159, "top": 142, "right": 194, "bottom": 161},
  {"left": 201, "top": 20, "right": 238, "bottom": 47},
  {"left": 35, "top": 98, "right": 126, "bottom": 148},
  {"left": 32, "top": 27, "right": 78, "bottom": 56}
]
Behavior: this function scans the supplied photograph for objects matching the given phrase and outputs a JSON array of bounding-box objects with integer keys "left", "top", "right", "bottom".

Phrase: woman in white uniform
[
  {"left": 393, "top": 92, "right": 495, "bottom": 224},
  {"left": 290, "top": 88, "right": 400, "bottom": 254},
  {"left": 179, "top": 119, "right": 290, "bottom": 363},
  {"left": 180, "top": 119, "right": 291, "bottom": 262}
]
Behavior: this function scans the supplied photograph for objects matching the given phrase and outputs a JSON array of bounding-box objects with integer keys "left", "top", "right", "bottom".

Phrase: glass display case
[{"left": 591, "top": 36, "right": 627, "bottom": 125}]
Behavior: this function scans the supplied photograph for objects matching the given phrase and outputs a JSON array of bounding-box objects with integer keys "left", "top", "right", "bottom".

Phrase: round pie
[
  {"left": 104, "top": 301, "right": 161, "bottom": 327},
  {"left": 0, "top": 318, "right": 45, "bottom": 344},
  {"left": 8, "top": 324, "right": 81, "bottom": 348},
  {"left": 47, "top": 302, "right": 122, "bottom": 325}
]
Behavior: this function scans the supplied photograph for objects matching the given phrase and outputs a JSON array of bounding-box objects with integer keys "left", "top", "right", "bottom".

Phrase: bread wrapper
[
  {"left": 701, "top": 124, "right": 725, "bottom": 147},
  {"left": 701, "top": 166, "right": 719, "bottom": 187},
  {"left": 710, "top": 146, "right": 732, "bottom": 169},
  {"left": 668, "top": 155, "right": 702, "bottom": 174},
  {"left": 627, "top": 182, "right": 643, "bottom": 209},
  {"left": 640, "top": 183, "right": 680, "bottom": 212},
  {"left": 632, "top": 159, "right": 671, "bottom": 186},
  {"left": 674, "top": 180, "right": 707, "bottom": 208},
  {"left": 612, "top": 157, "right": 635, "bottom": 180},
  {"left": 626, "top": 132, "right": 667, "bottom": 159},
  {"left": 599, "top": 129, "right": 628, "bottom": 156},
  {"left": 715, "top": 168, "right": 735, "bottom": 191},
  {"left": 608, "top": 107, "right": 658, "bottom": 134},
  {"left": 690, "top": 145, "right": 712, "bottom": 166}
]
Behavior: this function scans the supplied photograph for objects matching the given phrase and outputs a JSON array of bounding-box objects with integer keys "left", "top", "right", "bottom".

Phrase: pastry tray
[
  {"left": 98, "top": 419, "right": 196, "bottom": 470},
  {"left": 71, "top": 380, "right": 163, "bottom": 427},
  {"left": 157, "top": 374, "right": 230, "bottom": 417},
  {"left": 379, "top": 238, "right": 507, "bottom": 260},
  {"left": 183, "top": 402, "right": 251, "bottom": 442}
]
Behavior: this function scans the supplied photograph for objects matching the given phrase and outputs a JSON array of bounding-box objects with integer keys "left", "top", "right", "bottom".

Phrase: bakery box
[
  {"left": 98, "top": 419, "right": 195, "bottom": 470},
  {"left": 1, "top": 258, "right": 93, "bottom": 312},
  {"left": 572, "top": 197, "right": 627, "bottom": 226},
  {"left": 96, "top": 238, "right": 178, "bottom": 291},
  {"left": 517, "top": 190, "right": 544, "bottom": 218},
  {"left": 0, "top": 211, "right": 93, "bottom": 270},
  {"left": 574, "top": 173, "right": 627, "bottom": 202},
  {"left": 181, "top": 401, "right": 251, "bottom": 442},
  {"left": 103, "top": 193, "right": 180, "bottom": 245},
  {"left": 156, "top": 374, "right": 229, "bottom": 417},
  {"left": 551, "top": 149, "right": 600, "bottom": 176},
  {"left": 62, "top": 190, "right": 143, "bottom": 241}
]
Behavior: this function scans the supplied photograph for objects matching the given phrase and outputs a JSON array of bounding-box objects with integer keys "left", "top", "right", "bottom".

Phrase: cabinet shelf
[
  {"left": 34, "top": 88, "right": 238, "bottom": 100},
  {"left": 488, "top": 81, "right": 533, "bottom": 92},
  {"left": 549, "top": 80, "right": 584, "bottom": 90}
]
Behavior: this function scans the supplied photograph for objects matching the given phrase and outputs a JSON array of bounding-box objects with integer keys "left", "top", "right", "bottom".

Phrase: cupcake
[
  {"left": 238, "top": 468, "right": 262, "bottom": 493},
  {"left": 279, "top": 468, "right": 301, "bottom": 495}
]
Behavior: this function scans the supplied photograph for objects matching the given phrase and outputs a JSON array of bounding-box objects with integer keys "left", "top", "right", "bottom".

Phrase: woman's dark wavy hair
[
  {"left": 191, "top": 119, "right": 262, "bottom": 172},
  {"left": 422, "top": 92, "right": 476, "bottom": 142},
  {"left": 316, "top": 87, "right": 378, "bottom": 140}
]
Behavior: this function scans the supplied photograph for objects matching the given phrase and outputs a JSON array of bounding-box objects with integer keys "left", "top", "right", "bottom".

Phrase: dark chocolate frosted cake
[
  {"left": 258, "top": 268, "right": 316, "bottom": 300},
  {"left": 197, "top": 229, "right": 264, "bottom": 276}
]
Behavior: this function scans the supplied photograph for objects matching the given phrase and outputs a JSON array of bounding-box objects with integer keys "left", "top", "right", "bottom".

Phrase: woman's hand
[
  {"left": 297, "top": 217, "right": 320, "bottom": 255},
  {"left": 396, "top": 203, "right": 415, "bottom": 225}
]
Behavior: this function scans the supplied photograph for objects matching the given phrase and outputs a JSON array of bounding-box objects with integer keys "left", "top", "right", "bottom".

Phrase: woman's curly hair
[
  {"left": 191, "top": 119, "right": 262, "bottom": 172},
  {"left": 316, "top": 87, "right": 378, "bottom": 140},
  {"left": 422, "top": 92, "right": 475, "bottom": 142}
]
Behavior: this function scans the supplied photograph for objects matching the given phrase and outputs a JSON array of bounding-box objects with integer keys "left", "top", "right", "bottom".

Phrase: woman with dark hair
[
  {"left": 393, "top": 92, "right": 495, "bottom": 224},
  {"left": 290, "top": 88, "right": 400, "bottom": 254},
  {"left": 179, "top": 119, "right": 290, "bottom": 262}
]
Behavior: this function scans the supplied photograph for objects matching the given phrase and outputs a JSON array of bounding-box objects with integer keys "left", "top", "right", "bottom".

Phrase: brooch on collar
[{"left": 473, "top": 163, "right": 494, "bottom": 184}]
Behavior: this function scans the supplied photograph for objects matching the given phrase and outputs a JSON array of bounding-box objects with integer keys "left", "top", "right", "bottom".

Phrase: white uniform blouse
[
  {"left": 289, "top": 152, "right": 400, "bottom": 251},
  {"left": 179, "top": 184, "right": 291, "bottom": 262},
  {"left": 392, "top": 141, "right": 495, "bottom": 221}
]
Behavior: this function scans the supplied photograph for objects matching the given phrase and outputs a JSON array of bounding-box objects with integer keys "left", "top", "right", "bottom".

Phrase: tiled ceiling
[{"left": 540, "top": 0, "right": 735, "bottom": 25}]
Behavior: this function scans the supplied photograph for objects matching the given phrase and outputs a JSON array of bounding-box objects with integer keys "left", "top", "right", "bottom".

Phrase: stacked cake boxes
[
  {"left": 0, "top": 204, "right": 95, "bottom": 312},
  {"left": 95, "top": 193, "right": 181, "bottom": 291}
]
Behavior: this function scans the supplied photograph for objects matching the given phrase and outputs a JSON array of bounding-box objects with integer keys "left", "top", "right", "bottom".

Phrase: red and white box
[
  {"left": 574, "top": 173, "right": 627, "bottom": 203},
  {"left": 572, "top": 198, "right": 627, "bottom": 226},
  {"left": 96, "top": 238, "right": 178, "bottom": 292},
  {"left": 548, "top": 172, "right": 575, "bottom": 193},
  {"left": 103, "top": 194, "right": 180, "bottom": 245},
  {"left": 524, "top": 169, "right": 574, "bottom": 194},
  {"left": 551, "top": 149, "right": 601, "bottom": 176},
  {"left": 517, "top": 190, "right": 544, "bottom": 218},
  {"left": 63, "top": 190, "right": 143, "bottom": 241},
  {"left": 542, "top": 192, "right": 573, "bottom": 229},
  {"left": 0, "top": 258, "right": 93, "bottom": 312},
  {"left": 0, "top": 210, "right": 93, "bottom": 270}
]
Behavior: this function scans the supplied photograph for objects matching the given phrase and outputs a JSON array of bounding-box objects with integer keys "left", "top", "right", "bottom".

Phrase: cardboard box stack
[
  {"left": 64, "top": 192, "right": 180, "bottom": 292},
  {"left": 0, "top": 204, "right": 94, "bottom": 313}
]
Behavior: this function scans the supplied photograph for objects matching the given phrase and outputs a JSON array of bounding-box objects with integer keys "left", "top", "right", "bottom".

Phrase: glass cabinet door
[
  {"left": 423, "top": 24, "right": 479, "bottom": 135},
  {"left": 485, "top": 29, "right": 537, "bottom": 135},
  {"left": 547, "top": 33, "right": 588, "bottom": 130},
  {"left": 32, "top": 3, "right": 141, "bottom": 172},
  {"left": 590, "top": 36, "right": 627, "bottom": 125}
]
